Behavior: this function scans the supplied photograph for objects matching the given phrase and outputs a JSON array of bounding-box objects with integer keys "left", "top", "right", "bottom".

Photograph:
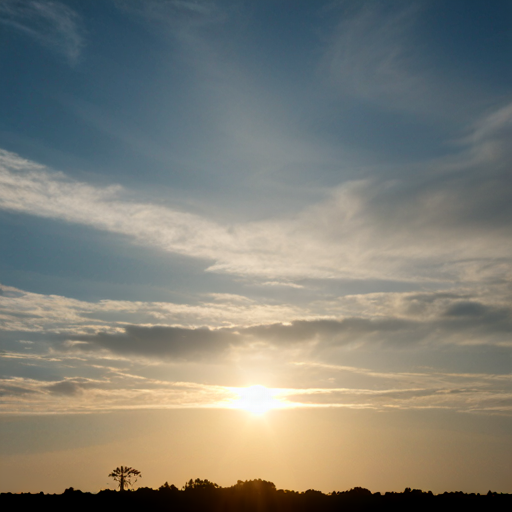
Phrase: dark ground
[{"left": 1, "top": 480, "right": 509, "bottom": 512}]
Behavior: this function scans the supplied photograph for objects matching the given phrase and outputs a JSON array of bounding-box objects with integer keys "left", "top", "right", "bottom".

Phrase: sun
[{"left": 234, "top": 385, "right": 280, "bottom": 415}]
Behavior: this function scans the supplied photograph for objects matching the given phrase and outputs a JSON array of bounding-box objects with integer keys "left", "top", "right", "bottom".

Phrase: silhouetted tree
[
  {"left": 159, "top": 482, "right": 178, "bottom": 492},
  {"left": 233, "top": 479, "right": 276, "bottom": 494},
  {"left": 183, "top": 478, "right": 219, "bottom": 491},
  {"left": 108, "top": 466, "right": 141, "bottom": 491},
  {"left": 347, "top": 486, "right": 372, "bottom": 496}
]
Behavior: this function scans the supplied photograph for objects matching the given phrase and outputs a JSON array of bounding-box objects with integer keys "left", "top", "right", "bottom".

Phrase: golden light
[{"left": 233, "top": 385, "right": 280, "bottom": 415}]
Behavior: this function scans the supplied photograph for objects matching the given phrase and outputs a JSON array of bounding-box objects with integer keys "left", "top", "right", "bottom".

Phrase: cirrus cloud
[
  {"left": 0, "top": 0, "right": 85, "bottom": 63},
  {"left": 1, "top": 97, "right": 512, "bottom": 286}
]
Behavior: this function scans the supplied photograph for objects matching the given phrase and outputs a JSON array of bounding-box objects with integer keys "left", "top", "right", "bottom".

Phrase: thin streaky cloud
[
  {"left": 292, "top": 362, "right": 512, "bottom": 384},
  {"left": 0, "top": 282, "right": 308, "bottom": 333},
  {"left": 322, "top": 2, "right": 428, "bottom": 110},
  {"left": 1, "top": 99, "right": 512, "bottom": 284},
  {"left": 0, "top": 0, "right": 85, "bottom": 63},
  {"left": 1, "top": 374, "right": 511, "bottom": 415},
  {"left": 115, "top": 0, "right": 226, "bottom": 33},
  {"left": 2, "top": 280, "right": 512, "bottom": 363},
  {"left": 320, "top": 1, "right": 496, "bottom": 122}
]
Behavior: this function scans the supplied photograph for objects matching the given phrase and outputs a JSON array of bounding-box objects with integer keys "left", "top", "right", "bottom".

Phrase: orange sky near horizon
[{"left": 1, "top": 407, "right": 511, "bottom": 495}]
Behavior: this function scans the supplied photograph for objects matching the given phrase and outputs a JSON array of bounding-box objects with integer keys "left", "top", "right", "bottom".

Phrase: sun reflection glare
[{"left": 233, "top": 385, "right": 280, "bottom": 415}]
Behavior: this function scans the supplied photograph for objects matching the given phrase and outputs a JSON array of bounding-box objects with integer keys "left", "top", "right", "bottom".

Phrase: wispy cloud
[
  {"left": 320, "top": 1, "right": 490, "bottom": 120},
  {"left": 322, "top": 2, "right": 425, "bottom": 108},
  {"left": 0, "top": 97, "right": 511, "bottom": 288},
  {"left": 0, "top": 133, "right": 509, "bottom": 286},
  {"left": 0, "top": 376, "right": 238, "bottom": 414},
  {"left": 115, "top": 0, "right": 226, "bottom": 35},
  {"left": 283, "top": 362, "right": 512, "bottom": 415},
  {"left": 0, "top": 0, "right": 85, "bottom": 64},
  {"left": 3, "top": 283, "right": 512, "bottom": 362},
  {"left": 2, "top": 280, "right": 511, "bottom": 415},
  {"left": 2, "top": 368, "right": 511, "bottom": 415},
  {"left": 0, "top": 283, "right": 307, "bottom": 335}
]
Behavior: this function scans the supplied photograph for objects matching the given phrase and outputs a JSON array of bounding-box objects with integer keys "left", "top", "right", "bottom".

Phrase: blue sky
[{"left": 0, "top": 0, "right": 511, "bottom": 494}]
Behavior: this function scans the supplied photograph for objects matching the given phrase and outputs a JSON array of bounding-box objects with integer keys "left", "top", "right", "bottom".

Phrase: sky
[{"left": 0, "top": 0, "right": 511, "bottom": 495}]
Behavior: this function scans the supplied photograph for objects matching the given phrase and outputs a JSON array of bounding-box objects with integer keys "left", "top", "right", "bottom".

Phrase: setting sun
[{"left": 233, "top": 385, "right": 280, "bottom": 415}]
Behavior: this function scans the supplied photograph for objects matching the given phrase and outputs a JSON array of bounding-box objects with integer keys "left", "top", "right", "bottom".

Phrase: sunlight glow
[{"left": 233, "top": 385, "right": 280, "bottom": 415}]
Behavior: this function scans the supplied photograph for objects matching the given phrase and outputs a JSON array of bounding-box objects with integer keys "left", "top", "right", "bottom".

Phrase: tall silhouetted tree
[{"left": 108, "top": 466, "right": 141, "bottom": 491}]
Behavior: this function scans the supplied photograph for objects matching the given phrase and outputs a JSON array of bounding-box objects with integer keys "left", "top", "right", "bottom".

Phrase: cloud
[
  {"left": 244, "top": 318, "right": 417, "bottom": 347},
  {"left": 281, "top": 385, "right": 512, "bottom": 414},
  {"left": 245, "top": 301, "right": 512, "bottom": 349},
  {"left": 278, "top": 363, "right": 512, "bottom": 414},
  {"left": 2, "top": 295, "right": 512, "bottom": 414},
  {"left": 45, "top": 378, "right": 89, "bottom": 396},
  {"left": 463, "top": 101, "right": 512, "bottom": 168},
  {"left": 0, "top": 0, "right": 85, "bottom": 63},
  {"left": 67, "top": 325, "right": 238, "bottom": 360},
  {"left": 0, "top": 148, "right": 234, "bottom": 262},
  {"left": 0, "top": 376, "right": 238, "bottom": 414},
  {"left": 0, "top": 282, "right": 307, "bottom": 335},
  {"left": 115, "top": 0, "right": 226, "bottom": 34},
  {"left": 1, "top": 370, "right": 512, "bottom": 415},
  {"left": 322, "top": 1, "right": 425, "bottom": 109},
  {"left": 320, "top": 1, "right": 489, "bottom": 120},
  {"left": 53, "top": 298, "right": 512, "bottom": 362},
  {"left": 0, "top": 382, "right": 39, "bottom": 397},
  {"left": 0, "top": 96, "right": 511, "bottom": 285},
  {"left": 2, "top": 281, "right": 512, "bottom": 368}
]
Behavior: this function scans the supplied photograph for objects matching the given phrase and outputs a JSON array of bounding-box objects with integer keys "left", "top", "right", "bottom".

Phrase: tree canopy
[{"left": 108, "top": 466, "right": 141, "bottom": 492}]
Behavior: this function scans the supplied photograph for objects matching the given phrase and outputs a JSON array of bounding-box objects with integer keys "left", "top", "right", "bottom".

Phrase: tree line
[{"left": 1, "top": 473, "right": 509, "bottom": 512}]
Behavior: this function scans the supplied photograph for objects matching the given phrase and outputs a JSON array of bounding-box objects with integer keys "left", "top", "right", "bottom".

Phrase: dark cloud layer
[
  {"left": 0, "top": 383, "right": 38, "bottom": 397},
  {"left": 244, "top": 318, "right": 418, "bottom": 346},
  {"left": 59, "top": 297, "right": 512, "bottom": 361},
  {"left": 45, "top": 380, "right": 85, "bottom": 396},
  {"left": 68, "top": 325, "right": 238, "bottom": 360}
]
